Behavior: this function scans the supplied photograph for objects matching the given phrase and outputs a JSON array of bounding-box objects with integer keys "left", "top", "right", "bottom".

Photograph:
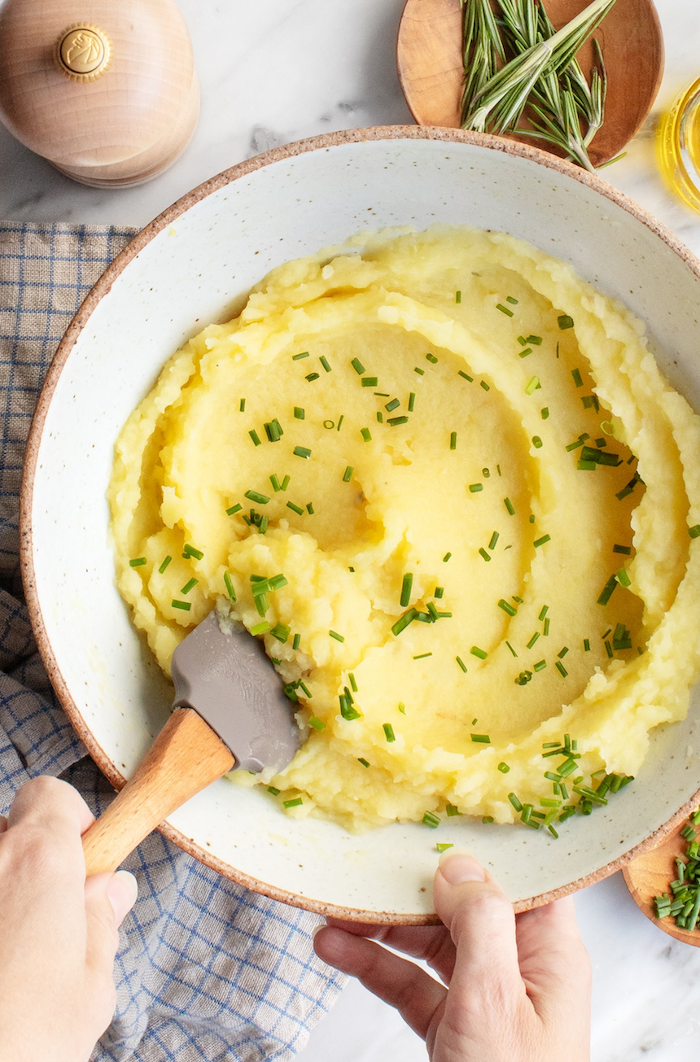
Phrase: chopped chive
[
  {"left": 270, "top": 622, "right": 289, "bottom": 643},
  {"left": 555, "top": 661, "right": 568, "bottom": 678},
  {"left": 478, "top": 547, "right": 491, "bottom": 562},
  {"left": 445, "top": 804, "right": 461, "bottom": 818},
  {"left": 496, "top": 303, "right": 514, "bottom": 317},
  {"left": 499, "top": 599, "right": 517, "bottom": 616},
  {"left": 308, "top": 716, "right": 326, "bottom": 732},
  {"left": 506, "top": 295, "right": 519, "bottom": 305},
  {"left": 471, "top": 734, "right": 491, "bottom": 743},
  {"left": 171, "top": 600, "right": 191, "bottom": 611},
  {"left": 503, "top": 497, "right": 515, "bottom": 516},
  {"left": 398, "top": 702, "right": 406, "bottom": 714},
  {"left": 558, "top": 314, "right": 574, "bottom": 330},
  {"left": 538, "top": 605, "right": 549, "bottom": 620},
  {"left": 268, "top": 786, "right": 280, "bottom": 795},
  {"left": 519, "top": 348, "right": 533, "bottom": 359},
  {"left": 426, "top": 353, "right": 438, "bottom": 363},
  {"left": 577, "top": 460, "right": 597, "bottom": 471},
  {"left": 294, "top": 407, "right": 305, "bottom": 420},
  {"left": 616, "top": 567, "right": 631, "bottom": 588},
  {"left": 245, "top": 490, "right": 270, "bottom": 505},
  {"left": 281, "top": 475, "right": 290, "bottom": 491},
  {"left": 362, "top": 377, "right": 378, "bottom": 387},
  {"left": 583, "top": 638, "right": 591, "bottom": 651},
  {"left": 557, "top": 647, "right": 569, "bottom": 658},
  {"left": 306, "top": 503, "right": 314, "bottom": 514},
  {"left": 400, "top": 573, "right": 413, "bottom": 608},
  {"left": 388, "top": 416, "right": 408, "bottom": 426},
  {"left": 436, "top": 842, "right": 454, "bottom": 852},
  {"left": 250, "top": 620, "right": 270, "bottom": 636},
  {"left": 506, "top": 640, "right": 517, "bottom": 657},
  {"left": 543, "top": 618, "right": 550, "bottom": 636},
  {"left": 287, "top": 501, "right": 304, "bottom": 515},
  {"left": 488, "top": 532, "right": 500, "bottom": 553},
  {"left": 407, "top": 391, "right": 416, "bottom": 412},
  {"left": 383, "top": 723, "right": 396, "bottom": 742},
  {"left": 376, "top": 412, "right": 384, "bottom": 423},
  {"left": 337, "top": 416, "right": 344, "bottom": 431},
  {"left": 498, "top": 762, "right": 510, "bottom": 773},
  {"left": 534, "top": 659, "right": 546, "bottom": 671},
  {"left": 443, "top": 552, "right": 452, "bottom": 562},
  {"left": 534, "top": 535, "right": 551, "bottom": 548},
  {"left": 159, "top": 555, "right": 172, "bottom": 574},
  {"left": 183, "top": 544, "right": 203, "bottom": 560},
  {"left": 269, "top": 476, "right": 281, "bottom": 494},
  {"left": 239, "top": 398, "right": 246, "bottom": 412},
  {"left": 480, "top": 380, "right": 490, "bottom": 391},
  {"left": 283, "top": 797, "right": 303, "bottom": 808},
  {"left": 181, "top": 578, "right": 198, "bottom": 595},
  {"left": 456, "top": 656, "right": 467, "bottom": 672},
  {"left": 525, "top": 376, "right": 541, "bottom": 394},
  {"left": 470, "top": 646, "right": 488, "bottom": 659},
  {"left": 508, "top": 793, "right": 523, "bottom": 812},
  {"left": 351, "top": 358, "right": 365, "bottom": 375},
  {"left": 423, "top": 810, "right": 440, "bottom": 827},
  {"left": 690, "top": 525, "right": 700, "bottom": 539},
  {"left": 458, "top": 370, "right": 473, "bottom": 382},
  {"left": 571, "top": 368, "right": 583, "bottom": 387},
  {"left": 358, "top": 757, "right": 370, "bottom": 768},
  {"left": 434, "top": 587, "right": 444, "bottom": 599},
  {"left": 385, "top": 398, "right": 400, "bottom": 412},
  {"left": 343, "top": 465, "right": 354, "bottom": 482},
  {"left": 305, "top": 373, "right": 320, "bottom": 382},
  {"left": 293, "top": 446, "right": 311, "bottom": 460},
  {"left": 541, "top": 407, "right": 549, "bottom": 420},
  {"left": 413, "top": 652, "right": 433, "bottom": 660},
  {"left": 469, "top": 483, "right": 483, "bottom": 493},
  {"left": 597, "top": 574, "right": 618, "bottom": 606},
  {"left": 329, "top": 630, "right": 344, "bottom": 643},
  {"left": 517, "top": 335, "right": 527, "bottom": 345},
  {"left": 293, "top": 351, "right": 310, "bottom": 360},
  {"left": 450, "top": 431, "right": 457, "bottom": 450},
  {"left": 319, "top": 355, "right": 331, "bottom": 372},
  {"left": 249, "top": 430, "right": 261, "bottom": 446},
  {"left": 527, "top": 632, "right": 540, "bottom": 649},
  {"left": 532, "top": 436, "right": 543, "bottom": 450},
  {"left": 415, "top": 367, "right": 425, "bottom": 375},
  {"left": 392, "top": 608, "right": 417, "bottom": 636},
  {"left": 292, "top": 633, "right": 301, "bottom": 650},
  {"left": 361, "top": 428, "right": 372, "bottom": 442},
  {"left": 348, "top": 673, "right": 358, "bottom": 694},
  {"left": 455, "top": 290, "right": 462, "bottom": 303},
  {"left": 527, "top": 335, "right": 542, "bottom": 345},
  {"left": 613, "top": 544, "right": 632, "bottom": 555}
]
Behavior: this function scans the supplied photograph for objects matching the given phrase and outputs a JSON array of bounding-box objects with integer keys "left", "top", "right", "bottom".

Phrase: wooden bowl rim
[{"left": 19, "top": 124, "right": 700, "bottom": 924}]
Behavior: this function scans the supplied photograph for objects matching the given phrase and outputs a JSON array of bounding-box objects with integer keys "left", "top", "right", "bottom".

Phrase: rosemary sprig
[
  {"left": 462, "top": 0, "right": 506, "bottom": 119},
  {"left": 460, "top": 0, "right": 617, "bottom": 172}
]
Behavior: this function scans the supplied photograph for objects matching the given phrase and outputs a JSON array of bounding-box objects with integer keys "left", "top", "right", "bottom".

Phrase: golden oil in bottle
[{"left": 657, "top": 78, "right": 700, "bottom": 214}]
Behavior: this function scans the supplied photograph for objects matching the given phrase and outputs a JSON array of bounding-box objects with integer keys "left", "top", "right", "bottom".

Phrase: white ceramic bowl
[{"left": 20, "top": 127, "right": 700, "bottom": 923}]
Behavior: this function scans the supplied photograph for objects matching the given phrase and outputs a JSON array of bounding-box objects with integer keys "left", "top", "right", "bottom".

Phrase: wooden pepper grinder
[{"left": 0, "top": 0, "right": 199, "bottom": 187}]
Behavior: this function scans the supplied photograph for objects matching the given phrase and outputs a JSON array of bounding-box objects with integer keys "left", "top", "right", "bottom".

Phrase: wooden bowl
[
  {"left": 20, "top": 127, "right": 700, "bottom": 923},
  {"left": 396, "top": 0, "right": 664, "bottom": 167}
]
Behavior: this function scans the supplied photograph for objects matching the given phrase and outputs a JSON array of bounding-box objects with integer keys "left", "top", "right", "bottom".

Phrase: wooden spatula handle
[{"left": 82, "top": 707, "right": 234, "bottom": 876}]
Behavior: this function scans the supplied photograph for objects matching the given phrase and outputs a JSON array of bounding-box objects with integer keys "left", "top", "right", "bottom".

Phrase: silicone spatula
[{"left": 81, "top": 612, "right": 299, "bottom": 875}]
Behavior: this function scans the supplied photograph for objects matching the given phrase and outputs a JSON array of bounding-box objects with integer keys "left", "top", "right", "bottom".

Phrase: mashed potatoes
[{"left": 109, "top": 226, "right": 700, "bottom": 832}]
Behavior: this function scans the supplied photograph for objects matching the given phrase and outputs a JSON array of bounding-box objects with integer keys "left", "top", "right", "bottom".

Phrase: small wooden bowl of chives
[
  {"left": 396, "top": 0, "right": 664, "bottom": 168},
  {"left": 624, "top": 810, "right": 700, "bottom": 947}
]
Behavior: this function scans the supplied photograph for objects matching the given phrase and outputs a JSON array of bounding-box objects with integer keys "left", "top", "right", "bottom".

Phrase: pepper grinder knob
[{"left": 0, "top": 0, "right": 200, "bottom": 188}]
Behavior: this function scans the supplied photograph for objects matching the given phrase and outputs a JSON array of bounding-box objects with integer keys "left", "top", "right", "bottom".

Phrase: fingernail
[
  {"left": 439, "top": 850, "right": 486, "bottom": 884},
  {"left": 107, "top": 870, "right": 138, "bottom": 926},
  {"left": 311, "top": 922, "right": 327, "bottom": 940}
]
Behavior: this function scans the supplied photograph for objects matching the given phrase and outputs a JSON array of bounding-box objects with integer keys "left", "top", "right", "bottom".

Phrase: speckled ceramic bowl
[{"left": 20, "top": 127, "right": 700, "bottom": 923}]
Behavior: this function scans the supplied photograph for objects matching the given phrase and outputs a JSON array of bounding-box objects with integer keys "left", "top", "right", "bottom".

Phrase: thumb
[
  {"left": 84, "top": 871, "right": 138, "bottom": 973},
  {"left": 433, "top": 850, "right": 524, "bottom": 1019}
]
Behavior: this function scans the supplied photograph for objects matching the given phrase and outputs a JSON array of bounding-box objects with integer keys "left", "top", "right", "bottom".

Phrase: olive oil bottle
[{"left": 657, "top": 78, "right": 700, "bottom": 214}]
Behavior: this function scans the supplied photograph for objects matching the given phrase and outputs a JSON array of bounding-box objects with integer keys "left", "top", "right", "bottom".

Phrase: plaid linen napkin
[{"left": 0, "top": 222, "right": 345, "bottom": 1062}]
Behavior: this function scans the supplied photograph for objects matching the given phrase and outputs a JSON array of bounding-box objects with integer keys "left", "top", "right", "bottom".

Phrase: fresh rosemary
[{"left": 460, "top": 0, "right": 617, "bottom": 172}]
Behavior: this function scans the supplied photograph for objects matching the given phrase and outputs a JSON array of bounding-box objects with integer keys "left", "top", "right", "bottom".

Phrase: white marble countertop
[{"left": 3, "top": 2, "right": 700, "bottom": 1060}]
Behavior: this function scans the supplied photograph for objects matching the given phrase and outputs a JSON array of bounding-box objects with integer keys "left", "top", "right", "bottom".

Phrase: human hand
[
  {"left": 0, "top": 776, "right": 138, "bottom": 1062},
  {"left": 314, "top": 849, "right": 591, "bottom": 1062}
]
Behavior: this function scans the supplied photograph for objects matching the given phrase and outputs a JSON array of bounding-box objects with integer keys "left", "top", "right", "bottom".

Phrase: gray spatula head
[{"left": 170, "top": 612, "right": 300, "bottom": 774}]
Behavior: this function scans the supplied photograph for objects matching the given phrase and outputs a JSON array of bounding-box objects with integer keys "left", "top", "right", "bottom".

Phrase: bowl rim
[{"left": 19, "top": 123, "right": 700, "bottom": 924}]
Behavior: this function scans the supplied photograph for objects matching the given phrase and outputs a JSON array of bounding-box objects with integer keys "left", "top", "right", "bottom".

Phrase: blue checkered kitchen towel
[{"left": 0, "top": 222, "right": 345, "bottom": 1062}]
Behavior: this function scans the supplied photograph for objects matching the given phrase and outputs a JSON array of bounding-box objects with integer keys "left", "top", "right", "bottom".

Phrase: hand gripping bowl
[{"left": 20, "top": 127, "right": 700, "bottom": 924}]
